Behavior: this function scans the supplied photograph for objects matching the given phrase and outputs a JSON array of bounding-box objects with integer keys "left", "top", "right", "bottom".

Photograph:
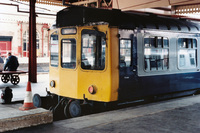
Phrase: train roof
[{"left": 56, "top": 6, "right": 200, "bottom": 33}]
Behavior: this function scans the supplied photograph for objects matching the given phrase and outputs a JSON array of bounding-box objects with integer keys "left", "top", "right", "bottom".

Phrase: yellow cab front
[{"left": 49, "top": 24, "right": 119, "bottom": 102}]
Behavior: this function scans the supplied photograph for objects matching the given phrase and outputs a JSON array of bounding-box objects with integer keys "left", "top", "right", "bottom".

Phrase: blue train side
[{"left": 118, "top": 13, "right": 200, "bottom": 101}]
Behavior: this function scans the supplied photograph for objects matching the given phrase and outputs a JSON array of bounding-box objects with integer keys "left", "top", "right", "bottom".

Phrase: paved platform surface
[
  {"left": 9, "top": 95, "right": 200, "bottom": 133},
  {"left": 0, "top": 73, "right": 49, "bottom": 102},
  {"left": 0, "top": 73, "right": 52, "bottom": 132},
  {"left": 0, "top": 104, "right": 53, "bottom": 132}
]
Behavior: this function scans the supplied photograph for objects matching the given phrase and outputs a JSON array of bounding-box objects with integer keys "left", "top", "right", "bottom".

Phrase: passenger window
[
  {"left": 61, "top": 39, "right": 76, "bottom": 69},
  {"left": 50, "top": 31, "right": 59, "bottom": 67},
  {"left": 144, "top": 36, "right": 169, "bottom": 71},
  {"left": 163, "top": 37, "right": 169, "bottom": 48},
  {"left": 81, "top": 30, "right": 106, "bottom": 70},
  {"left": 178, "top": 38, "right": 197, "bottom": 69},
  {"left": 150, "top": 37, "right": 156, "bottom": 47},
  {"left": 193, "top": 39, "right": 197, "bottom": 48},
  {"left": 144, "top": 37, "right": 150, "bottom": 47},
  {"left": 120, "top": 39, "right": 132, "bottom": 67},
  {"left": 157, "top": 37, "right": 162, "bottom": 48}
]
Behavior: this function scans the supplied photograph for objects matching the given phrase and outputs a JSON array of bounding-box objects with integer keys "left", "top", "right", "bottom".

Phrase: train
[{"left": 33, "top": 6, "right": 200, "bottom": 118}]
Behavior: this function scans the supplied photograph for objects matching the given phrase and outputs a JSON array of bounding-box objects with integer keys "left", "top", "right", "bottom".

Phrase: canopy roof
[
  {"left": 13, "top": 0, "right": 200, "bottom": 10},
  {"left": 11, "top": 0, "right": 200, "bottom": 19}
]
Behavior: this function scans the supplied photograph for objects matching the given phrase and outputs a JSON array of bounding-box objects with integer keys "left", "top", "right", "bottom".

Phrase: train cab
[{"left": 49, "top": 25, "right": 119, "bottom": 103}]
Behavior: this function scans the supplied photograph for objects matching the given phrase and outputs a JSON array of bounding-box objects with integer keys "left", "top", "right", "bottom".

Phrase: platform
[
  {"left": 0, "top": 73, "right": 52, "bottom": 132},
  {"left": 0, "top": 73, "right": 48, "bottom": 101},
  {"left": 10, "top": 94, "right": 200, "bottom": 133},
  {"left": 0, "top": 103, "right": 53, "bottom": 132}
]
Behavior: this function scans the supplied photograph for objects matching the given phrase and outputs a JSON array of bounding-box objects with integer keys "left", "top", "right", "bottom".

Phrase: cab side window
[{"left": 120, "top": 39, "right": 132, "bottom": 67}]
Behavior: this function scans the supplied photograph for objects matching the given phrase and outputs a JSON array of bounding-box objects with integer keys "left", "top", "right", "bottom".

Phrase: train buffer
[{"left": 0, "top": 70, "right": 28, "bottom": 85}]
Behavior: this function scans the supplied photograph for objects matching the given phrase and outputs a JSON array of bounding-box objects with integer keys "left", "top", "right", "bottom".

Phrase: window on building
[
  {"left": 81, "top": 29, "right": 106, "bottom": 70},
  {"left": 178, "top": 38, "right": 197, "bottom": 69},
  {"left": 36, "top": 32, "right": 39, "bottom": 49},
  {"left": 50, "top": 31, "right": 59, "bottom": 67},
  {"left": 144, "top": 36, "right": 169, "bottom": 71},
  {"left": 61, "top": 39, "right": 76, "bottom": 69},
  {"left": 23, "top": 31, "right": 29, "bottom": 51},
  {"left": 120, "top": 39, "right": 132, "bottom": 67},
  {"left": 23, "top": 31, "right": 40, "bottom": 50}
]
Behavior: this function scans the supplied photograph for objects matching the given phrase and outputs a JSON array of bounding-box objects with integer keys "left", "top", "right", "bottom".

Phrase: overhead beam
[{"left": 71, "top": 0, "right": 98, "bottom": 5}]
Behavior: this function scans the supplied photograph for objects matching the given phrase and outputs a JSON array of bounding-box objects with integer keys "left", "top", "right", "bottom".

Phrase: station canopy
[{"left": 12, "top": 0, "right": 200, "bottom": 19}]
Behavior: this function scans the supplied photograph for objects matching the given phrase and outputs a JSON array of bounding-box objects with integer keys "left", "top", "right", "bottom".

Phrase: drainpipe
[
  {"left": 17, "top": 21, "right": 23, "bottom": 57},
  {"left": 41, "top": 24, "right": 49, "bottom": 57},
  {"left": 47, "top": 29, "right": 49, "bottom": 57},
  {"left": 20, "top": 21, "right": 22, "bottom": 57}
]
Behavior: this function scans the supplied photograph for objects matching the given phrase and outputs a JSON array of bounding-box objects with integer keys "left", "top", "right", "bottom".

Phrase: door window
[
  {"left": 50, "top": 31, "right": 59, "bottom": 67},
  {"left": 61, "top": 39, "right": 76, "bottom": 69},
  {"left": 81, "top": 29, "right": 106, "bottom": 70}
]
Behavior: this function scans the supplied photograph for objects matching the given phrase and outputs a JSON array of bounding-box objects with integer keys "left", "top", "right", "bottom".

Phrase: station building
[{"left": 0, "top": 1, "right": 63, "bottom": 58}]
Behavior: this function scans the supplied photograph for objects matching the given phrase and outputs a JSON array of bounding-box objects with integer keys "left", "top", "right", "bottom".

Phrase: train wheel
[
  {"left": 69, "top": 101, "right": 82, "bottom": 118},
  {"left": 1, "top": 74, "right": 10, "bottom": 83},
  {"left": 10, "top": 75, "right": 20, "bottom": 85}
]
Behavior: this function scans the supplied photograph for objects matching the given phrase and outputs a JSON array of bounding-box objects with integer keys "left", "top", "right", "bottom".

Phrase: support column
[{"left": 29, "top": 0, "right": 37, "bottom": 83}]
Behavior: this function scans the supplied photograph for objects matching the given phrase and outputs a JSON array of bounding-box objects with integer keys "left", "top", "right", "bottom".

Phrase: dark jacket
[{"left": 4, "top": 55, "right": 19, "bottom": 71}]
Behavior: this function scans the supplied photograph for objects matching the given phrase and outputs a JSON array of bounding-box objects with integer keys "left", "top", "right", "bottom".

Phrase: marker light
[
  {"left": 88, "top": 85, "right": 96, "bottom": 94},
  {"left": 61, "top": 28, "right": 77, "bottom": 35}
]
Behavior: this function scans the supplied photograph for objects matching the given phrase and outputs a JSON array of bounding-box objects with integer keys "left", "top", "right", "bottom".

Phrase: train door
[
  {"left": 118, "top": 30, "right": 138, "bottom": 101},
  {"left": 77, "top": 25, "right": 119, "bottom": 102},
  {"left": 49, "top": 30, "right": 59, "bottom": 94}
]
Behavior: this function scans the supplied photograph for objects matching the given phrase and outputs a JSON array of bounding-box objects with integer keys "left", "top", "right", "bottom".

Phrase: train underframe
[
  {"left": 33, "top": 90, "right": 117, "bottom": 119},
  {"left": 33, "top": 87, "right": 200, "bottom": 120}
]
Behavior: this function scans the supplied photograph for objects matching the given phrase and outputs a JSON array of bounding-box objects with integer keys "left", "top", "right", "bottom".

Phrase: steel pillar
[{"left": 29, "top": 0, "right": 37, "bottom": 83}]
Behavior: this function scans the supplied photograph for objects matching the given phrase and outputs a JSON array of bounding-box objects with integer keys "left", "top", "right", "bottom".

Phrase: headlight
[{"left": 50, "top": 80, "right": 55, "bottom": 88}]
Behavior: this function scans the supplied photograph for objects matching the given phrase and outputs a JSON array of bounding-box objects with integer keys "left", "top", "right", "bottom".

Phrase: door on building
[
  {"left": 23, "top": 31, "right": 40, "bottom": 57},
  {"left": 0, "top": 36, "right": 12, "bottom": 59}
]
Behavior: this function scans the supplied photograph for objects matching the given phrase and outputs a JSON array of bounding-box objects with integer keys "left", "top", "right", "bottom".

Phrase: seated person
[{"left": 4, "top": 52, "right": 19, "bottom": 71}]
